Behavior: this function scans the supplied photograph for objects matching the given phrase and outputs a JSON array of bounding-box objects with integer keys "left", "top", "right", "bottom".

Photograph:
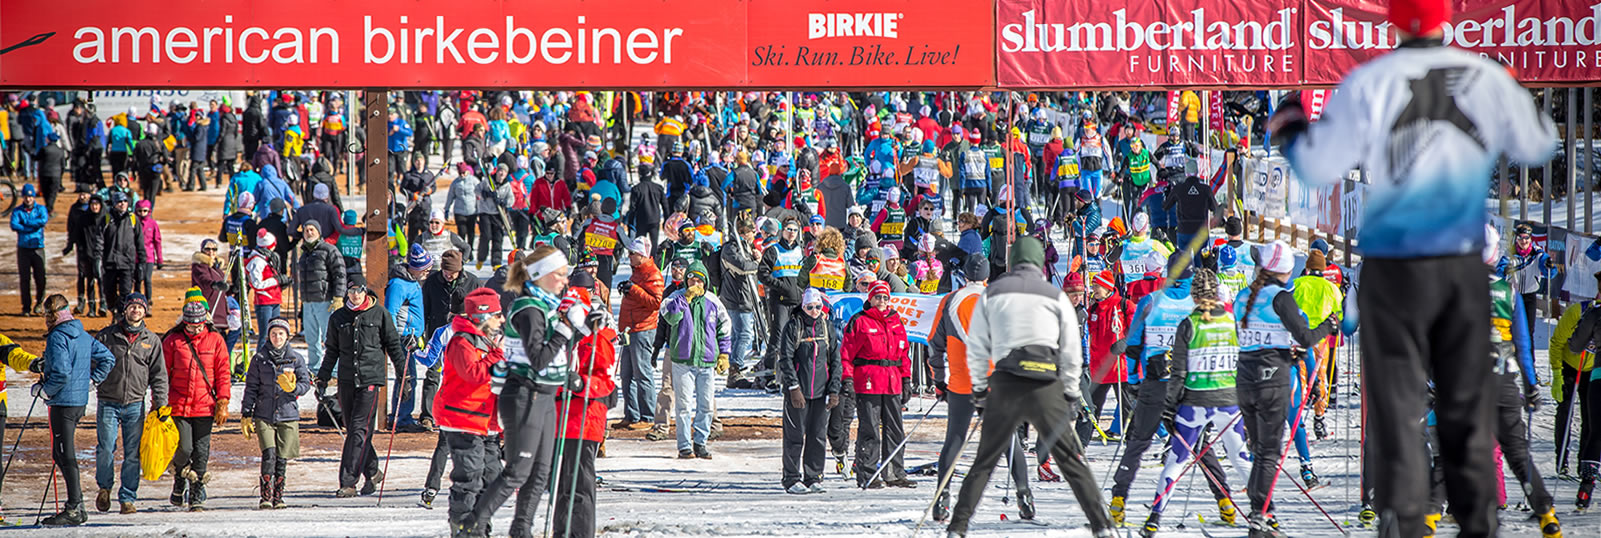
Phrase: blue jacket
[
  {"left": 385, "top": 265, "right": 426, "bottom": 339},
  {"left": 225, "top": 169, "right": 263, "bottom": 214},
  {"left": 10, "top": 202, "right": 49, "bottom": 248},
  {"left": 252, "top": 165, "right": 300, "bottom": 215},
  {"left": 41, "top": 319, "right": 116, "bottom": 408},
  {"left": 387, "top": 117, "right": 412, "bottom": 154}
]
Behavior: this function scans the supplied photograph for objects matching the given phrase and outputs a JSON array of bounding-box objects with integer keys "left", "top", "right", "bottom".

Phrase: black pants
[
  {"left": 18, "top": 247, "right": 45, "bottom": 310},
  {"left": 444, "top": 431, "right": 503, "bottom": 527},
  {"left": 1236, "top": 353, "right": 1294, "bottom": 514},
  {"left": 854, "top": 393, "right": 906, "bottom": 484},
  {"left": 828, "top": 383, "right": 857, "bottom": 457},
  {"left": 595, "top": 255, "right": 616, "bottom": 292},
  {"left": 137, "top": 171, "right": 160, "bottom": 203},
  {"left": 1495, "top": 371, "right": 1552, "bottom": 513},
  {"left": 425, "top": 433, "right": 450, "bottom": 492},
  {"left": 1520, "top": 293, "right": 1541, "bottom": 351},
  {"left": 456, "top": 215, "right": 478, "bottom": 262},
  {"left": 137, "top": 262, "right": 155, "bottom": 299},
  {"left": 765, "top": 302, "right": 795, "bottom": 373},
  {"left": 473, "top": 379, "right": 558, "bottom": 536},
  {"left": 1359, "top": 255, "right": 1497, "bottom": 538},
  {"left": 1556, "top": 364, "right": 1593, "bottom": 470},
  {"left": 1582, "top": 374, "right": 1601, "bottom": 465},
  {"left": 552, "top": 438, "right": 599, "bottom": 538},
  {"left": 1112, "top": 378, "right": 1229, "bottom": 500},
  {"left": 109, "top": 152, "right": 128, "bottom": 178},
  {"left": 260, "top": 446, "right": 288, "bottom": 476},
  {"left": 1079, "top": 380, "right": 1133, "bottom": 442},
  {"left": 49, "top": 406, "right": 86, "bottom": 509},
  {"left": 938, "top": 392, "right": 1028, "bottom": 494},
  {"left": 948, "top": 373, "right": 1112, "bottom": 534},
  {"left": 103, "top": 266, "right": 136, "bottom": 314},
  {"left": 477, "top": 215, "right": 504, "bottom": 269},
  {"left": 508, "top": 210, "right": 531, "bottom": 251},
  {"left": 172, "top": 415, "right": 214, "bottom": 504},
  {"left": 337, "top": 384, "right": 381, "bottom": 488},
  {"left": 783, "top": 396, "right": 831, "bottom": 488},
  {"left": 41, "top": 177, "right": 61, "bottom": 214},
  {"left": 212, "top": 158, "right": 235, "bottom": 188}
]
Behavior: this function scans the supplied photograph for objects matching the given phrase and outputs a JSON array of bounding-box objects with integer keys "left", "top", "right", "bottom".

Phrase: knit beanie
[
  {"left": 182, "top": 301, "right": 209, "bottom": 324},
  {"left": 183, "top": 287, "right": 208, "bottom": 306},
  {"left": 1190, "top": 268, "right": 1220, "bottom": 302},
  {"left": 406, "top": 245, "right": 433, "bottom": 272},
  {"left": 1009, "top": 237, "right": 1046, "bottom": 269}
]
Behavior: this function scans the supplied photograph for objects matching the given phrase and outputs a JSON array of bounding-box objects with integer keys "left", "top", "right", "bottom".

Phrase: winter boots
[
  {"left": 271, "top": 474, "right": 287, "bottom": 509},
  {"left": 40, "top": 505, "right": 87, "bottom": 527},
  {"left": 256, "top": 473, "right": 286, "bottom": 509},
  {"left": 1109, "top": 495, "right": 1127, "bottom": 525},
  {"left": 183, "top": 468, "right": 209, "bottom": 511},
  {"left": 96, "top": 489, "right": 111, "bottom": 512},
  {"left": 645, "top": 424, "right": 671, "bottom": 441},
  {"left": 361, "top": 469, "right": 385, "bottom": 495},
  {"left": 259, "top": 474, "right": 274, "bottom": 509}
]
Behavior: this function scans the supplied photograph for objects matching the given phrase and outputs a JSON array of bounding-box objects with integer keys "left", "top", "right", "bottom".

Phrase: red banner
[
  {"left": 998, "top": 0, "right": 1601, "bottom": 87},
  {"left": 0, "top": 0, "right": 994, "bottom": 89}
]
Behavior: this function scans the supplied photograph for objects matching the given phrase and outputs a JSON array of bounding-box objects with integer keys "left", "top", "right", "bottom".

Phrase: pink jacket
[{"left": 138, "top": 217, "right": 163, "bottom": 265}]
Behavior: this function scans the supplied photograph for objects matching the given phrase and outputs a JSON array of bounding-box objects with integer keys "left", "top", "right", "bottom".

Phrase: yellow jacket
[
  {"left": 0, "top": 333, "right": 41, "bottom": 404},
  {"left": 1550, "top": 302, "right": 1594, "bottom": 372}
]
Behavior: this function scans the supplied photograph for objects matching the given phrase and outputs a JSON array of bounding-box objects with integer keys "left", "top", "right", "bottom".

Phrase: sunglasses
[
  {"left": 204, "top": 248, "right": 218, "bottom": 253},
  {"left": 803, "top": 303, "right": 824, "bottom": 310}
]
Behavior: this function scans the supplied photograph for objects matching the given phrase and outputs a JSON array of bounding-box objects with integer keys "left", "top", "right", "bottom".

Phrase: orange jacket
[{"left": 619, "top": 259, "right": 665, "bottom": 332}]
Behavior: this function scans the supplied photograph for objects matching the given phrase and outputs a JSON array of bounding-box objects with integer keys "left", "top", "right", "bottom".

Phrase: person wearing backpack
[{"left": 162, "top": 296, "right": 231, "bottom": 512}]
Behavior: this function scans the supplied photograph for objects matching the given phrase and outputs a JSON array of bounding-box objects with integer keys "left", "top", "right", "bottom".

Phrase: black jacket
[
  {"left": 241, "top": 342, "right": 311, "bottom": 423},
  {"left": 100, "top": 209, "right": 145, "bottom": 270},
  {"left": 727, "top": 165, "right": 762, "bottom": 212},
  {"left": 422, "top": 270, "right": 483, "bottom": 335},
  {"left": 660, "top": 158, "right": 694, "bottom": 201},
  {"left": 215, "top": 111, "right": 241, "bottom": 161},
  {"left": 758, "top": 239, "right": 804, "bottom": 306},
  {"left": 133, "top": 137, "right": 166, "bottom": 175},
  {"left": 319, "top": 291, "right": 408, "bottom": 388},
  {"left": 718, "top": 239, "right": 760, "bottom": 312},
  {"left": 297, "top": 240, "right": 347, "bottom": 303},
  {"left": 39, "top": 143, "right": 65, "bottom": 181},
  {"left": 94, "top": 321, "right": 168, "bottom": 407},
  {"left": 685, "top": 184, "right": 722, "bottom": 224},
  {"left": 1162, "top": 175, "right": 1219, "bottom": 233},
  {"left": 776, "top": 309, "right": 842, "bottom": 400},
  {"left": 627, "top": 180, "right": 667, "bottom": 230},
  {"left": 242, "top": 97, "right": 269, "bottom": 149},
  {"left": 66, "top": 202, "right": 105, "bottom": 261}
]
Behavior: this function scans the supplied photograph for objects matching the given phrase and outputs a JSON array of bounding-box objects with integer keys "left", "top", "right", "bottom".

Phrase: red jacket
[
  {"left": 435, "top": 316, "right": 504, "bottom": 435},
  {"left": 561, "top": 328, "right": 617, "bottom": 442},
  {"left": 840, "top": 307, "right": 911, "bottom": 395},
  {"left": 1087, "top": 294, "right": 1136, "bottom": 384},
  {"left": 162, "top": 328, "right": 231, "bottom": 418},
  {"left": 530, "top": 177, "right": 571, "bottom": 216}
]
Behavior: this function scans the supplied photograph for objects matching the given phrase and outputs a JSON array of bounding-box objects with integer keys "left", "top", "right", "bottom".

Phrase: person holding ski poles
[
  {"left": 1561, "top": 271, "right": 1601, "bottom": 510},
  {"left": 0, "top": 332, "right": 42, "bottom": 503},
  {"left": 776, "top": 288, "right": 843, "bottom": 495},
  {"left": 1231, "top": 241, "right": 1337, "bottom": 536},
  {"left": 436, "top": 288, "right": 507, "bottom": 537},
  {"left": 1481, "top": 226, "right": 1562, "bottom": 536},
  {"left": 1550, "top": 282, "right": 1595, "bottom": 481},
  {"left": 465, "top": 246, "right": 593, "bottom": 538},
  {"left": 33, "top": 295, "right": 117, "bottom": 527},
  {"left": 1108, "top": 252, "right": 1235, "bottom": 527},
  {"left": 944, "top": 237, "right": 1114, "bottom": 538},
  {"left": 1139, "top": 269, "right": 1251, "bottom": 536},
  {"left": 1266, "top": 1, "right": 1557, "bottom": 534}
]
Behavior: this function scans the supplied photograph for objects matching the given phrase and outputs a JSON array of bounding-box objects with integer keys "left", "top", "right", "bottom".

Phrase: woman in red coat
[
  {"left": 1084, "top": 271, "right": 1136, "bottom": 439},
  {"left": 436, "top": 288, "right": 508, "bottom": 533},
  {"left": 840, "top": 281, "right": 914, "bottom": 489},
  {"left": 553, "top": 311, "right": 617, "bottom": 538},
  {"left": 162, "top": 298, "right": 231, "bottom": 511}
]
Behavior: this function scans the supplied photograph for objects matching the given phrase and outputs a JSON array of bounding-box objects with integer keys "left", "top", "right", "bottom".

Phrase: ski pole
[
  {"left": 1150, "top": 412, "right": 1243, "bottom": 508},
  {"left": 1259, "top": 350, "right": 1321, "bottom": 517},
  {"left": 35, "top": 464, "right": 56, "bottom": 524},
  {"left": 0, "top": 390, "right": 42, "bottom": 492},
  {"left": 911, "top": 414, "right": 982, "bottom": 536},
  {"left": 375, "top": 353, "right": 413, "bottom": 506},
  {"left": 561, "top": 316, "right": 607, "bottom": 537},
  {"left": 861, "top": 398, "right": 942, "bottom": 490},
  {"left": 1277, "top": 464, "right": 1349, "bottom": 534}
]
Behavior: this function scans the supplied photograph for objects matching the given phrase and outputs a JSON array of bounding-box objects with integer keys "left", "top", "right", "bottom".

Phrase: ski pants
[
  {"left": 1236, "top": 352, "right": 1293, "bottom": 515},
  {"left": 552, "top": 439, "right": 600, "bottom": 538},
  {"left": 75, "top": 254, "right": 102, "bottom": 310},
  {"left": 476, "top": 214, "right": 504, "bottom": 269},
  {"left": 1111, "top": 377, "right": 1229, "bottom": 501},
  {"left": 948, "top": 373, "right": 1112, "bottom": 535},
  {"left": 828, "top": 383, "right": 857, "bottom": 457},
  {"left": 1555, "top": 363, "right": 1593, "bottom": 470},
  {"left": 1583, "top": 373, "right": 1601, "bottom": 466},
  {"left": 336, "top": 384, "right": 381, "bottom": 488},
  {"left": 472, "top": 378, "right": 558, "bottom": 537},
  {"left": 49, "top": 405, "right": 87, "bottom": 509},
  {"left": 1080, "top": 379, "right": 1133, "bottom": 440},
  {"left": 1359, "top": 255, "right": 1498, "bottom": 538},
  {"left": 17, "top": 247, "right": 45, "bottom": 311},
  {"left": 1494, "top": 371, "right": 1553, "bottom": 513},
  {"left": 444, "top": 431, "right": 503, "bottom": 528},
  {"left": 455, "top": 215, "right": 478, "bottom": 261},
  {"left": 938, "top": 392, "right": 1028, "bottom": 494},
  {"left": 853, "top": 393, "right": 907, "bottom": 484},
  {"left": 1152, "top": 405, "right": 1251, "bottom": 514},
  {"left": 783, "top": 396, "right": 831, "bottom": 488},
  {"left": 425, "top": 433, "right": 450, "bottom": 492}
]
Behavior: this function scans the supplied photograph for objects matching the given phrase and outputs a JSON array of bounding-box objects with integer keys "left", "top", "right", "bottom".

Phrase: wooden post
[{"left": 363, "top": 89, "right": 391, "bottom": 426}]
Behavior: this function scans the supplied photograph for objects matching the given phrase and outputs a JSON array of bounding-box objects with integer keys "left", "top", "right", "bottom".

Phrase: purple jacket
[{"left": 659, "top": 290, "right": 732, "bottom": 368}]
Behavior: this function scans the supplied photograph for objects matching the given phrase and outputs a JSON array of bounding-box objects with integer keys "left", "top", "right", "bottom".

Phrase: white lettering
[
  {"left": 166, "top": 27, "right": 197, "bottom": 64},
  {"left": 73, "top": 27, "right": 105, "bottom": 63},
  {"left": 506, "top": 16, "right": 537, "bottom": 64},
  {"left": 365, "top": 16, "right": 395, "bottom": 64},
  {"left": 239, "top": 27, "right": 268, "bottom": 64},
  {"left": 467, "top": 28, "right": 498, "bottom": 64},
  {"left": 111, "top": 26, "right": 159, "bottom": 63},
  {"left": 626, "top": 28, "right": 658, "bottom": 63}
]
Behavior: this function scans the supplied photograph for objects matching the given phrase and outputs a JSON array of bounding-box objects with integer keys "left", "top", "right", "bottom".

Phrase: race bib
[
  {"left": 919, "top": 279, "right": 939, "bottom": 293},
  {"left": 1239, "top": 328, "right": 1293, "bottom": 349},
  {"left": 1120, "top": 259, "right": 1148, "bottom": 276},
  {"left": 1057, "top": 161, "right": 1080, "bottom": 178},
  {"left": 810, "top": 273, "right": 844, "bottom": 290},
  {"left": 584, "top": 232, "right": 617, "bottom": 250},
  {"left": 1146, "top": 326, "right": 1177, "bottom": 349},
  {"left": 988, "top": 156, "right": 1005, "bottom": 169},
  {"left": 880, "top": 221, "right": 906, "bottom": 236}
]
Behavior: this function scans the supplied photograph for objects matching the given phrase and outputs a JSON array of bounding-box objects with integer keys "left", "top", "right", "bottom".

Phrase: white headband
[{"left": 525, "top": 251, "right": 569, "bottom": 281}]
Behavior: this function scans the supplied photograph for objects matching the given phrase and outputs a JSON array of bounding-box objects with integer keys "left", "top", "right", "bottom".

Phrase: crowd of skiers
[{"left": 0, "top": 76, "right": 1587, "bottom": 538}]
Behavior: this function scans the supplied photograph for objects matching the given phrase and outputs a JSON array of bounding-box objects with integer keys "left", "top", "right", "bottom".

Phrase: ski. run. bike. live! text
[{"left": 749, "top": 44, "right": 963, "bottom": 68}]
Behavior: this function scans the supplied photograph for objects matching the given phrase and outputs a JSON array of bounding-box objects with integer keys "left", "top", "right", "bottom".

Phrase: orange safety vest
[{"left": 809, "top": 256, "right": 847, "bottom": 291}]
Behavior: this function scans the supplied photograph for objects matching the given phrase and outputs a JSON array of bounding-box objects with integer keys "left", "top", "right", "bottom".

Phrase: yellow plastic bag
[{"left": 140, "top": 407, "right": 178, "bottom": 481}]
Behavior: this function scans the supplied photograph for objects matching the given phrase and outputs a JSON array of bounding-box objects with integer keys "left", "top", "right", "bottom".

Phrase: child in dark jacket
[
  {"left": 776, "top": 289, "right": 843, "bottom": 493},
  {"left": 240, "top": 318, "right": 312, "bottom": 510}
]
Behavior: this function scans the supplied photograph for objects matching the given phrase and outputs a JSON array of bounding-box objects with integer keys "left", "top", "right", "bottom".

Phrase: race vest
[
  {"left": 1026, "top": 122, "right": 1053, "bottom": 146},
  {"left": 533, "top": 232, "right": 558, "bottom": 249},
  {"left": 503, "top": 296, "right": 569, "bottom": 385},
  {"left": 1183, "top": 313, "right": 1239, "bottom": 392},
  {"left": 913, "top": 155, "right": 940, "bottom": 188},
  {"left": 223, "top": 214, "right": 252, "bottom": 247},
  {"left": 961, "top": 148, "right": 988, "bottom": 183},
  {"left": 660, "top": 241, "right": 703, "bottom": 268},
  {"left": 983, "top": 145, "right": 1005, "bottom": 177},
  {"left": 1119, "top": 239, "right": 1162, "bottom": 279},
  {"left": 583, "top": 218, "right": 620, "bottom": 256},
  {"left": 1489, "top": 277, "right": 1521, "bottom": 376},
  {"left": 877, "top": 207, "right": 907, "bottom": 243},
  {"left": 1127, "top": 151, "right": 1153, "bottom": 186},
  {"left": 336, "top": 233, "right": 364, "bottom": 259},
  {"left": 1056, "top": 152, "right": 1081, "bottom": 188},
  {"left": 1141, "top": 291, "right": 1196, "bottom": 359},
  {"left": 772, "top": 243, "right": 803, "bottom": 278},
  {"left": 1159, "top": 143, "right": 1188, "bottom": 171},
  {"left": 1083, "top": 257, "right": 1107, "bottom": 289},
  {"left": 809, "top": 255, "right": 847, "bottom": 291},
  {"left": 1218, "top": 268, "right": 1250, "bottom": 303},
  {"left": 1235, "top": 284, "right": 1297, "bottom": 352}
]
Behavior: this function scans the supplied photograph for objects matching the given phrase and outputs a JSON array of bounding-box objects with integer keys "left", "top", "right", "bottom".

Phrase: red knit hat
[
  {"left": 1093, "top": 272, "right": 1117, "bottom": 292},
  {"left": 463, "top": 287, "right": 503, "bottom": 318},
  {"left": 1063, "top": 272, "right": 1085, "bottom": 292},
  {"left": 1388, "top": 0, "right": 1450, "bottom": 36},
  {"left": 868, "top": 280, "right": 892, "bottom": 299}
]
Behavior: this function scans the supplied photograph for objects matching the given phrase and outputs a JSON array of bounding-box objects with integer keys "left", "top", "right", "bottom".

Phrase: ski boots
[
  {"left": 1017, "top": 489, "right": 1035, "bottom": 520},
  {"left": 1109, "top": 495, "right": 1127, "bottom": 525},
  {"left": 1535, "top": 507, "right": 1562, "bottom": 538},
  {"left": 1358, "top": 505, "right": 1378, "bottom": 528},
  {"left": 1423, "top": 513, "right": 1441, "bottom": 536},
  {"left": 1578, "top": 462, "right": 1596, "bottom": 511},
  {"left": 421, "top": 488, "right": 437, "bottom": 509},
  {"left": 1218, "top": 498, "right": 1238, "bottom": 525},
  {"left": 1037, "top": 460, "right": 1062, "bottom": 482},
  {"left": 1246, "top": 513, "right": 1284, "bottom": 538},
  {"left": 1314, "top": 415, "right": 1328, "bottom": 440},
  {"left": 835, "top": 453, "right": 848, "bottom": 475},
  {"left": 1300, "top": 462, "right": 1320, "bottom": 489},
  {"left": 932, "top": 490, "right": 951, "bottom": 522},
  {"left": 1140, "top": 513, "right": 1160, "bottom": 537}
]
